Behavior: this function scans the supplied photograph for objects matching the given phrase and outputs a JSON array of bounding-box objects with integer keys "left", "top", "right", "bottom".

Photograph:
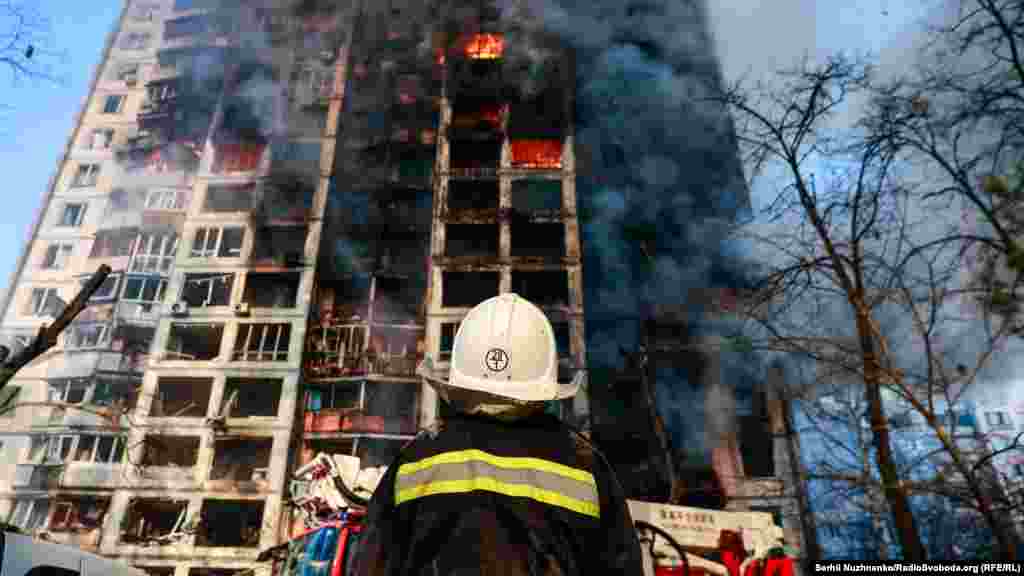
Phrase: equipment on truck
[
  {"left": 0, "top": 265, "right": 113, "bottom": 391},
  {"left": 265, "top": 450, "right": 795, "bottom": 576}
]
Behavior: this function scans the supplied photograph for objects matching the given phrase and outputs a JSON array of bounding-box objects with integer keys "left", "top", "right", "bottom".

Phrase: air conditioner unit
[
  {"left": 169, "top": 301, "right": 190, "bottom": 317},
  {"left": 233, "top": 302, "right": 251, "bottom": 317}
]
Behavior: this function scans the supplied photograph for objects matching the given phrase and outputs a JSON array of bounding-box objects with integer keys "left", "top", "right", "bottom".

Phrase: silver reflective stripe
[{"left": 395, "top": 450, "right": 600, "bottom": 518}]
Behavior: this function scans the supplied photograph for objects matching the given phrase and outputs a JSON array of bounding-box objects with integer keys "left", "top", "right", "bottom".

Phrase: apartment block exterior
[{"left": 0, "top": 0, "right": 803, "bottom": 574}]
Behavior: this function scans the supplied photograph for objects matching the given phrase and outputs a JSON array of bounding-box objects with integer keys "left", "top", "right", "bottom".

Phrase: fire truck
[{"left": 260, "top": 452, "right": 797, "bottom": 576}]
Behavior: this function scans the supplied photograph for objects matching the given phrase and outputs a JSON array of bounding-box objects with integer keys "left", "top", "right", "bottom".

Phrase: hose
[{"left": 635, "top": 520, "right": 691, "bottom": 576}]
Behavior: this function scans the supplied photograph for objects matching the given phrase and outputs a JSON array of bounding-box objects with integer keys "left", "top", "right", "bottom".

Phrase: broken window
[
  {"left": 102, "top": 95, "right": 126, "bottom": 114},
  {"left": 511, "top": 222, "right": 564, "bottom": 259},
  {"left": 120, "top": 499, "right": 189, "bottom": 544},
  {"left": 213, "top": 142, "right": 265, "bottom": 173},
  {"left": 165, "top": 324, "right": 224, "bottom": 361},
  {"left": 451, "top": 99, "right": 504, "bottom": 133},
  {"left": 41, "top": 243, "right": 73, "bottom": 270},
  {"left": 371, "top": 276, "right": 419, "bottom": 323},
  {"left": 71, "top": 164, "right": 101, "bottom": 187},
  {"left": 191, "top": 226, "right": 244, "bottom": 258},
  {"left": 442, "top": 272, "right": 499, "bottom": 308},
  {"left": 86, "top": 128, "right": 115, "bottom": 150},
  {"left": 233, "top": 323, "right": 291, "bottom": 362},
  {"left": 196, "top": 500, "right": 264, "bottom": 547},
  {"left": 446, "top": 224, "right": 499, "bottom": 258},
  {"left": 509, "top": 89, "right": 565, "bottom": 140},
  {"left": 143, "top": 435, "right": 200, "bottom": 468},
  {"left": 739, "top": 389, "right": 775, "bottom": 478},
  {"left": 48, "top": 497, "right": 110, "bottom": 532},
  {"left": 152, "top": 377, "right": 212, "bottom": 417},
  {"left": 512, "top": 179, "right": 562, "bottom": 213},
  {"left": 511, "top": 271, "right": 569, "bottom": 307},
  {"left": 222, "top": 378, "right": 281, "bottom": 418},
  {"left": 446, "top": 179, "right": 497, "bottom": 213},
  {"left": 305, "top": 381, "right": 361, "bottom": 412},
  {"left": 262, "top": 180, "right": 315, "bottom": 221},
  {"left": 252, "top": 226, "right": 306, "bottom": 264},
  {"left": 242, "top": 272, "right": 299, "bottom": 308},
  {"left": 204, "top": 183, "right": 256, "bottom": 212},
  {"left": 510, "top": 140, "right": 562, "bottom": 168},
  {"left": 552, "top": 322, "right": 571, "bottom": 359},
  {"left": 439, "top": 322, "right": 460, "bottom": 361},
  {"left": 131, "top": 232, "right": 178, "bottom": 273},
  {"left": 209, "top": 437, "right": 273, "bottom": 482},
  {"left": 90, "top": 228, "right": 137, "bottom": 259},
  {"left": 181, "top": 273, "right": 235, "bottom": 307},
  {"left": 449, "top": 139, "right": 500, "bottom": 171}
]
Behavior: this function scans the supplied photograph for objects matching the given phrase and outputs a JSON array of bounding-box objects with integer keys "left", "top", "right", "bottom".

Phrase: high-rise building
[{"left": 0, "top": 0, "right": 807, "bottom": 573}]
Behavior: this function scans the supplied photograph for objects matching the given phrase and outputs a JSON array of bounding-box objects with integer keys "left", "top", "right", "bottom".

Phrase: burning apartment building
[{"left": 0, "top": 0, "right": 808, "bottom": 573}]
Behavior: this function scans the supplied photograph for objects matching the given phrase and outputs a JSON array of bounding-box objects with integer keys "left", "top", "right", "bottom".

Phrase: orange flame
[
  {"left": 510, "top": 140, "right": 562, "bottom": 168},
  {"left": 465, "top": 34, "right": 504, "bottom": 60}
]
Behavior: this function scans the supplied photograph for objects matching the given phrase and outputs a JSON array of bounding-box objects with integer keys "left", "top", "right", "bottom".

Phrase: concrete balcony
[
  {"left": 14, "top": 462, "right": 123, "bottom": 490},
  {"left": 302, "top": 408, "right": 417, "bottom": 436}
]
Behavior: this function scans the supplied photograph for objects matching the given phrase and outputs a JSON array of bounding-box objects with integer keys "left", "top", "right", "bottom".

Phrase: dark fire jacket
[{"left": 352, "top": 411, "right": 645, "bottom": 576}]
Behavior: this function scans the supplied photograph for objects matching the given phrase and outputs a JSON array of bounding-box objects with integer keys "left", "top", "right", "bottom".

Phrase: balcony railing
[
  {"left": 129, "top": 255, "right": 175, "bottom": 274},
  {"left": 304, "top": 352, "right": 421, "bottom": 380}
]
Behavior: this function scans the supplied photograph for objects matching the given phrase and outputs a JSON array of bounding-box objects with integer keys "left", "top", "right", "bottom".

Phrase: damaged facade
[{"left": 0, "top": 0, "right": 807, "bottom": 573}]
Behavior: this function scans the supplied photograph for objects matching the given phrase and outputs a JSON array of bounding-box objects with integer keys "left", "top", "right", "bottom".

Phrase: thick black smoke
[{"left": 498, "top": 0, "right": 756, "bottom": 468}]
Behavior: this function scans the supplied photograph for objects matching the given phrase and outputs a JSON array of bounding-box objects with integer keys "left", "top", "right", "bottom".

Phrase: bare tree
[
  {"left": 0, "top": 0, "right": 66, "bottom": 89},
  {"left": 714, "top": 50, "right": 1024, "bottom": 560}
]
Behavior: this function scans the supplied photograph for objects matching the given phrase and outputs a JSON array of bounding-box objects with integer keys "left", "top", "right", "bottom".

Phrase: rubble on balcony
[
  {"left": 289, "top": 452, "right": 384, "bottom": 527},
  {"left": 221, "top": 378, "right": 282, "bottom": 419},
  {"left": 152, "top": 377, "right": 212, "bottom": 418},
  {"left": 141, "top": 435, "right": 200, "bottom": 473},
  {"left": 120, "top": 499, "right": 193, "bottom": 545},
  {"left": 196, "top": 500, "right": 264, "bottom": 548},
  {"left": 208, "top": 437, "right": 273, "bottom": 490}
]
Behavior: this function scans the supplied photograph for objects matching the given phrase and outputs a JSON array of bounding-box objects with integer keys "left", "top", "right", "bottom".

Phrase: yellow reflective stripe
[
  {"left": 396, "top": 449, "right": 596, "bottom": 486},
  {"left": 395, "top": 477, "right": 600, "bottom": 518}
]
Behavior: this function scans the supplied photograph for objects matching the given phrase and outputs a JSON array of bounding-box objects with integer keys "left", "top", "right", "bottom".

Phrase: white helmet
[{"left": 420, "top": 293, "right": 581, "bottom": 402}]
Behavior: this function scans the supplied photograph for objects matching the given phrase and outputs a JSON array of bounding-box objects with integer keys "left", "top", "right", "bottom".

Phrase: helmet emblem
[{"left": 485, "top": 348, "right": 510, "bottom": 372}]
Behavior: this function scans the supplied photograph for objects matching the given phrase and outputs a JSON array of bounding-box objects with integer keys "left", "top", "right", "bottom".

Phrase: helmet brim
[{"left": 417, "top": 359, "right": 582, "bottom": 402}]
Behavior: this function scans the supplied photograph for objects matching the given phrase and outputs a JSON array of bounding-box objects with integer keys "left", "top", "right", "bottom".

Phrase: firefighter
[{"left": 353, "top": 293, "right": 644, "bottom": 575}]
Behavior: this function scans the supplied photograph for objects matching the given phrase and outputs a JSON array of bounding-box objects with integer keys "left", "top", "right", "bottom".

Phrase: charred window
[
  {"left": 242, "top": 272, "right": 300, "bottom": 308},
  {"left": 196, "top": 500, "right": 264, "bottom": 547},
  {"left": 739, "top": 389, "right": 775, "bottom": 478},
  {"left": 48, "top": 497, "right": 110, "bottom": 532},
  {"left": 142, "top": 435, "right": 200, "bottom": 467},
  {"left": 511, "top": 223, "right": 564, "bottom": 259},
  {"left": 222, "top": 378, "right": 281, "bottom": 418},
  {"left": 372, "top": 276, "right": 420, "bottom": 323},
  {"left": 252, "top": 226, "right": 307, "bottom": 265},
  {"left": 508, "top": 89, "right": 565, "bottom": 140},
  {"left": 165, "top": 324, "right": 224, "bottom": 361},
  {"left": 262, "top": 179, "right": 315, "bottom": 221},
  {"left": 439, "top": 322, "right": 459, "bottom": 361},
  {"left": 90, "top": 228, "right": 138, "bottom": 258},
  {"left": 181, "top": 273, "right": 234, "bottom": 307},
  {"left": 446, "top": 224, "right": 499, "bottom": 257},
  {"left": 364, "top": 381, "right": 419, "bottom": 435},
  {"left": 442, "top": 272, "right": 499, "bottom": 308},
  {"left": 552, "top": 322, "right": 570, "bottom": 359},
  {"left": 204, "top": 184, "right": 256, "bottom": 212},
  {"left": 120, "top": 499, "right": 188, "bottom": 544},
  {"left": 511, "top": 179, "right": 562, "bottom": 213},
  {"left": 450, "top": 139, "right": 500, "bottom": 171},
  {"left": 152, "top": 377, "right": 212, "bottom": 417},
  {"left": 450, "top": 98, "right": 503, "bottom": 140},
  {"left": 447, "top": 179, "right": 498, "bottom": 213},
  {"left": 511, "top": 271, "right": 569, "bottom": 307},
  {"left": 209, "top": 438, "right": 273, "bottom": 482},
  {"left": 213, "top": 142, "right": 265, "bottom": 173}
]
